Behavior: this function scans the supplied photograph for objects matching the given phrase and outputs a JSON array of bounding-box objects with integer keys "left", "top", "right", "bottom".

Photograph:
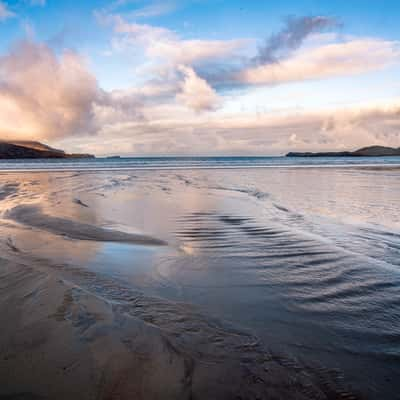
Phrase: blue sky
[{"left": 0, "top": 0, "right": 399, "bottom": 155}]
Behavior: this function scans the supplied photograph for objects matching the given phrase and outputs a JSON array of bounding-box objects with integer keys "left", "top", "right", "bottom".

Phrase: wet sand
[
  {"left": 1, "top": 169, "right": 399, "bottom": 399},
  {"left": 0, "top": 243, "right": 352, "bottom": 400}
]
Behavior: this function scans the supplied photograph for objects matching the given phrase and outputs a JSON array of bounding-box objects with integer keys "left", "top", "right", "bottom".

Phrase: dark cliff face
[
  {"left": 287, "top": 146, "right": 400, "bottom": 157},
  {"left": 0, "top": 141, "right": 94, "bottom": 159}
]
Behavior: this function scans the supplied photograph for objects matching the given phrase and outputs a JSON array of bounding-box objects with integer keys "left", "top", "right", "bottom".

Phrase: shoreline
[{"left": 1, "top": 163, "right": 400, "bottom": 173}]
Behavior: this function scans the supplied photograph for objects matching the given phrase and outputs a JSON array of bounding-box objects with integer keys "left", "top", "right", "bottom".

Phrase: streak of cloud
[{"left": 253, "top": 15, "right": 339, "bottom": 65}]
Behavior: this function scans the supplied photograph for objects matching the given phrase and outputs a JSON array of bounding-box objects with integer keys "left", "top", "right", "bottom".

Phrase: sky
[{"left": 0, "top": 0, "right": 399, "bottom": 156}]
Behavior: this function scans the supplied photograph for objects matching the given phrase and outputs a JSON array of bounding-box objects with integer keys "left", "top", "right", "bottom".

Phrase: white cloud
[
  {"left": 176, "top": 65, "right": 220, "bottom": 111},
  {"left": 96, "top": 13, "right": 247, "bottom": 111},
  {"left": 100, "top": 13, "right": 248, "bottom": 65}
]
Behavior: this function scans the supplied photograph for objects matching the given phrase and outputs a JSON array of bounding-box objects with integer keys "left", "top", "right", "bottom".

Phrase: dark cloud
[{"left": 253, "top": 15, "right": 340, "bottom": 65}]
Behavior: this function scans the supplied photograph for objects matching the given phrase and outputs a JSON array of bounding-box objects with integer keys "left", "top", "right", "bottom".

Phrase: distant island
[
  {"left": 286, "top": 145, "right": 400, "bottom": 157},
  {"left": 0, "top": 141, "right": 95, "bottom": 159}
]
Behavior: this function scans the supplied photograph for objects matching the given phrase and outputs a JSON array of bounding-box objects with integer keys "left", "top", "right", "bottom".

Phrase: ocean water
[
  {"left": 1, "top": 158, "right": 400, "bottom": 398},
  {"left": 0, "top": 155, "right": 400, "bottom": 171}
]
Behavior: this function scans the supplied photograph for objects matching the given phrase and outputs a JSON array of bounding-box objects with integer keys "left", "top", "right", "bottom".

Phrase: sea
[{"left": 0, "top": 155, "right": 399, "bottom": 171}]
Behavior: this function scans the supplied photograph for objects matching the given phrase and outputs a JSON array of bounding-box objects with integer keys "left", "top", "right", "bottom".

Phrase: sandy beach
[
  {"left": 1, "top": 168, "right": 399, "bottom": 399},
  {"left": 0, "top": 246, "right": 340, "bottom": 400}
]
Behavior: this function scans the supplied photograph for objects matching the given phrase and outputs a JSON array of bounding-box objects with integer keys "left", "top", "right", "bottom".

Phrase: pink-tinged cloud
[
  {"left": 57, "top": 99, "right": 400, "bottom": 156},
  {"left": 0, "top": 41, "right": 101, "bottom": 140},
  {"left": 176, "top": 66, "right": 220, "bottom": 111},
  {"left": 239, "top": 39, "right": 400, "bottom": 85}
]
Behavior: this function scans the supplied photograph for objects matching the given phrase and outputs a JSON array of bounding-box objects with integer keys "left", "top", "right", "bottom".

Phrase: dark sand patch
[{"left": 5, "top": 205, "right": 166, "bottom": 246}]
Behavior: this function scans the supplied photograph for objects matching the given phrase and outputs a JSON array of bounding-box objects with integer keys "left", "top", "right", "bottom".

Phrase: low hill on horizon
[
  {"left": 286, "top": 145, "right": 400, "bottom": 157},
  {"left": 0, "top": 140, "right": 94, "bottom": 159},
  {"left": 8, "top": 141, "right": 66, "bottom": 154}
]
